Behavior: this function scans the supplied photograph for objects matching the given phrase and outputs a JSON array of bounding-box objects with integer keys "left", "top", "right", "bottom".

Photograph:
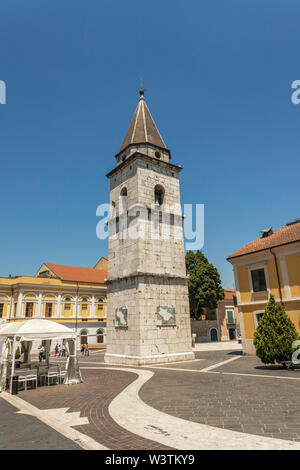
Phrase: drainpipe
[
  {"left": 8, "top": 287, "right": 14, "bottom": 321},
  {"left": 270, "top": 248, "right": 283, "bottom": 306},
  {"left": 75, "top": 282, "right": 79, "bottom": 333}
]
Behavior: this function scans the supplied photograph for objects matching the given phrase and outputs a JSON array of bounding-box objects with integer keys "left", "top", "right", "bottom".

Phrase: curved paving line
[
  {"left": 1, "top": 391, "right": 107, "bottom": 450},
  {"left": 100, "top": 366, "right": 300, "bottom": 450}
]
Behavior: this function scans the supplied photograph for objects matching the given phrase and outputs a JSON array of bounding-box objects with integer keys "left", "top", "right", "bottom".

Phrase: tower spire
[{"left": 118, "top": 90, "right": 166, "bottom": 153}]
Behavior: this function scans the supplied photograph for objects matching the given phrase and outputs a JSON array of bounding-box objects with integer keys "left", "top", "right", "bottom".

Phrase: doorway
[
  {"left": 210, "top": 328, "right": 218, "bottom": 342},
  {"left": 229, "top": 328, "right": 236, "bottom": 340}
]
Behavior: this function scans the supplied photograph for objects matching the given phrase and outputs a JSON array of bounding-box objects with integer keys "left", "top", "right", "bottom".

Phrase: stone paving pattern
[
  {"left": 19, "top": 368, "right": 172, "bottom": 450},
  {"left": 140, "top": 350, "right": 300, "bottom": 442},
  {"left": 0, "top": 397, "right": 81, "bottom": 450},
  {"left": 10, "top": 350, "right": 300, "bottom": 449}
]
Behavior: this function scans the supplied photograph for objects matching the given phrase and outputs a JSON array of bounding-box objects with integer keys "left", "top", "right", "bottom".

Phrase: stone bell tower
[{"left": 104, "top": 89, "right": 194, "bottom": 366}]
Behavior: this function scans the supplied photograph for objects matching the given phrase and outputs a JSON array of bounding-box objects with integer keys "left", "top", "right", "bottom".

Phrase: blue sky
[{"left": 0, "top": 0, "right": 299, "bottom": 288}]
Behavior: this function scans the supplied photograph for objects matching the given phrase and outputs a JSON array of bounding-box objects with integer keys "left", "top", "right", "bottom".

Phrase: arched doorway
[
  {"left": 80, "top": 329, "right": 88, "bottom": 345},
  {"left": 96, "top": 328, "right": 104, "bottom": 344},
  {"left": 210, "top": 328, "right": 218, "bottom": 342}
]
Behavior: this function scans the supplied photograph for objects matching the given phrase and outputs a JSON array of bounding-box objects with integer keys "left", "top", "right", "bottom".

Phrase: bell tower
[{"left": 104, "top": 89, "right": 194, "bottom": 366}]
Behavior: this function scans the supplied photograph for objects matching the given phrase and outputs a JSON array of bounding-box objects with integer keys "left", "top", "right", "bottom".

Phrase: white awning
[{"left": 0, "top": 319, "right": 76, "bottom": 341}]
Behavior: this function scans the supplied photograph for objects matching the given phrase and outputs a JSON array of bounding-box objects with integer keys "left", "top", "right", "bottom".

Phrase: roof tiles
[
  {"left": 44, "top": 263, "right": 107, "bottom": 284},
  {"left": 228, "top": 222, "right": 300, "bottom": 260}
]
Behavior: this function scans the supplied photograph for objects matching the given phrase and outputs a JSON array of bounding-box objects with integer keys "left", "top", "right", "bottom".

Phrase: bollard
[{"left": 11, "top": 376, "right": 19, "bottom": 395}]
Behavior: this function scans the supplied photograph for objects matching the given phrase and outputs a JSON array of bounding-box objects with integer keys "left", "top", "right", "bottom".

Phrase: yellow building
[
  {"left": 0, "top": 257, "right": 108, "bottom": 347},
  {"left": 227, "top": 220, "right": 300, "bottom": 355}
]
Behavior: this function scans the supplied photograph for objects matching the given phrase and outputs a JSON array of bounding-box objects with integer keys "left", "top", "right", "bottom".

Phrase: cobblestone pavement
[
  {"left": 213, "top": 354, "right": 300, "bottom": 378},
  {"left": 18, "top": 368, "right": 172, "bottom": 450},
  {"left": 9, "top": 350, "right": 300, "bottom": 449},
  {"left": 140, "top": 351, "right": 300, "bottom": 442},
  {"left": 0, "top": 396, "right": 81, "bottom": 450}
]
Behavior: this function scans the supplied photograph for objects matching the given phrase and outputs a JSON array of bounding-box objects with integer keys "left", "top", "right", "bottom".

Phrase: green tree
[
  {"left": 254, "top": 295, "right": 299, "bottom": 364},
  {"left": 185, "top": 250, "right": 224, "bottom": 318}
]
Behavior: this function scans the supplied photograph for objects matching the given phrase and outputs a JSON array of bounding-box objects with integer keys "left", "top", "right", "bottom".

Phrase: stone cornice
[
  {"left": 106, "top": 151, "right": 183, "bottom": 179},
  {"left": 106, "top": 271, "right": 188, "bottom": 283}
]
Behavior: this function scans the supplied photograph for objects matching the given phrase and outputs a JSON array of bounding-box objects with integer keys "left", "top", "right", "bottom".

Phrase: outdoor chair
[
  {"left": 17, "top": 373, "right": 37, "bottom": 391},
  {"left": 46, "top": 371, "right": 59, "bottom": 386},
  {"left": 59, "top": 369, "right": 66, "bottom": 384}
]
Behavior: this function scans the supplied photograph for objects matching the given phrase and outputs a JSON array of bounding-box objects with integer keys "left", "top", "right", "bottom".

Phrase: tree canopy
[{"left": 185, "top": 250, "right": 224, "bottom": 318}]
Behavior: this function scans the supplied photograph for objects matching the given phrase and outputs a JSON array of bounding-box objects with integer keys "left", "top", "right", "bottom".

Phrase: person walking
[
  {"left": 58, "top": 344, "right": 62, "bottom": 358},
  {"left": 54, "top": 344, "right": 58, "bottom": 357},
  {"left": 39, "top": 345, "right": 45, "bottom": 363},
  {"left": 81, "top": 344, "right": 85, "bottom": 356},
  {"left": 84, "top": 343, "right": 89, "bottom": 357},
  {"left": 62, "top": 343, "right": 66, "bottom": 357}
]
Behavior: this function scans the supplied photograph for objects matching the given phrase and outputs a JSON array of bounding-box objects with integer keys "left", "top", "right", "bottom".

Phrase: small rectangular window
[
  {"left": 25, "top": 302, "right": 33, "bottom": 318},
  {"left": 226, "top": 310, "right": 234, "bottom": 323},
  {"left": 0, "top": 303, "right": 3, "bottom": 318},
  {"left": 251, "top": 268, "right": 267, "bottom": 292},
  {"left": 64, "top": 304, "right": 71, "bottom": 310},
  {"left": 45, "top": 303, "right": 52, "bottom": 317}
]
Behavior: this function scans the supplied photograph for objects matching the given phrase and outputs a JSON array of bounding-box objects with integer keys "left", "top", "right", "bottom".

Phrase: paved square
[{"left": 1, "top": 348, "right": 300, "bottom": 449}]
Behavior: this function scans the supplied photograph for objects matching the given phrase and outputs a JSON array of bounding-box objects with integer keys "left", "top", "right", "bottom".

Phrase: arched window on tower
[
  {"left": 120, "top": 187, "right": 127, "bottom": 213},
  {"left": 154, "top": 185, "right": 164, "bottom": 206},
  {"left": 111, "top": 201, "right": 116, "bottom": 218}
]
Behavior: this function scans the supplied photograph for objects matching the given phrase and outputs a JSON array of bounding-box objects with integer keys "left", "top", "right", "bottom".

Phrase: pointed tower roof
[{"left": 118, "top": 89, "right": 166, "bottom": 153}]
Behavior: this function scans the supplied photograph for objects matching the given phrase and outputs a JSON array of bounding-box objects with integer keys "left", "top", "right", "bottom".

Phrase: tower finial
[{"left": 139, "top": 78, "right": 146, "bottom": 98}]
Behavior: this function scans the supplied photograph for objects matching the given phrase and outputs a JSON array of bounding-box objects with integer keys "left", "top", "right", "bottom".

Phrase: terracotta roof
[
  {"left": 224, "top": 289, "right": 236, "bottom": 300},
  {"left": 227, "top": 221, "right": 300, "bottom": 260},
  {"left": 119, "top": 92, "right": 166, "bottom": 152},
  {"left": 44, "top": 263, "right": 107, "bottom": 284}
]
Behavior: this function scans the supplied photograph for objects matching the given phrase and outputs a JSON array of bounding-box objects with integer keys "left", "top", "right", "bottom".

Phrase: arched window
[
  {"left": 120, "top": 187, "right": 127, "bottom": 213},
  {"left": 96, "top": 328, "right": 104, "bottom": 344},
  {"left": 97, "top": 298, "right": 104, "bottom": 311},
  {"left": 111, "top": 201, "right": 116, "bottom": 218},
  {"left": 81, "top": 297, "right": 89, "bottom": 311},
  {"left": 154, "top": 185, "right": 164, "bottom": 206},
  {"left": 64, "top": 297, "right": 72, "bottom": 311}
]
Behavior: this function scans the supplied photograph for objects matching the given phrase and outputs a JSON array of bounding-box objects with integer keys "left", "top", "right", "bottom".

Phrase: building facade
[
  {"left": 228, "top": 220, "right": 300, "bottom": 355},
  {"left": 0, "top": 258, "right": 108, "bottom": 348},
  {"left": 104, "top": 89, "right": 194, "bottom": 365},
  {"left": 190, "top": 290, "right": 239, "bottom": 342}
]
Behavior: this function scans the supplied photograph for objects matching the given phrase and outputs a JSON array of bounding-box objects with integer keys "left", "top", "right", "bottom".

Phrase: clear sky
[{"left": 0, "top": 0, "right": 299, "bottom": 288}]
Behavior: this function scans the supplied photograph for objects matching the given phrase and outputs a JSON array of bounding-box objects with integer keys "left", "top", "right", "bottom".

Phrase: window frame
[
  {"left": 251, "top": 268, "right": 267, "bottom": 293},
  {"left": 247, "top": 262, "right": 270, "bottom": 300},
  {"left": 226, "top": 308, "right": 235, "bottom": 324},
  {"left": 45, "top": 302, "right": 53, "bottom": 317},
  {"left": 25, "top": 302, "right": 34, "bottom": 318},
  {"left": 253, "top": 310, "right": 265, "bottom": 328}
]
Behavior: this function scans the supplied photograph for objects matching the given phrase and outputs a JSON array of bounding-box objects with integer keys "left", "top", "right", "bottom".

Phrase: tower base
[{"left": 104, "top": 351, "right": 195, "bottom": 366}]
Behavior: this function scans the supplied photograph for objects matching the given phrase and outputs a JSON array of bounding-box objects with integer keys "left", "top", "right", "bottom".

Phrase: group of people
[
  {"left": 38, "top": 343, "right": 67, "bottom": 362},
  {"left": 54, "top": 344, "right": 66, "bottom": 357},
  {"left": 81, "top": 343, "right": 89, "bottom": 356},
  {"left": 37, "top": 342, "right": 88, "bottom": 362}
]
